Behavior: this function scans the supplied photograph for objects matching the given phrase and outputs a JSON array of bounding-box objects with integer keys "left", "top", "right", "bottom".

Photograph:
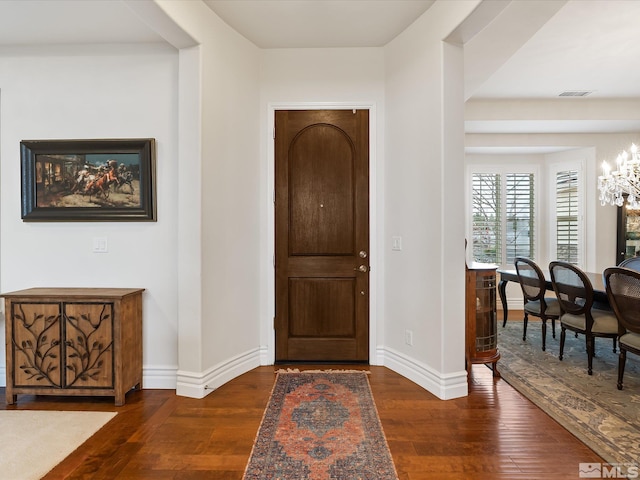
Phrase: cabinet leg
[
  {"left": 5, "top": 393, "right": 16, "bottom": 405},
  {"left": 115, "top": 387, "right": 125, "bottom": 406}
]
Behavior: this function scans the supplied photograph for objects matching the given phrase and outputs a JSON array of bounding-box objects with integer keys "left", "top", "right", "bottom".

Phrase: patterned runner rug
[
  {"left": 243, "top": 370, "right": 399, "bottom": 480},
  {"left": 498, "top": 321, "right": 640, "bottom": 469}
]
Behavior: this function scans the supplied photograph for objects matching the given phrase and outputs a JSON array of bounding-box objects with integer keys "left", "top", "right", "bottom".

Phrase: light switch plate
[{"left": 92, "top": 237, "right": 108, "bottom": 253}]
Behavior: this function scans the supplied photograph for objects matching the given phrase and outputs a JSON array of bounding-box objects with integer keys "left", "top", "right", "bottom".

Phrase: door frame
[{"left": 264, "top": 102, "right": 379, "bottom": 365}]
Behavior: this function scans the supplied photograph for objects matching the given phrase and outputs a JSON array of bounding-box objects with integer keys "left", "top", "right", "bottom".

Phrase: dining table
[{"left": 497, "top": 268, "right": 608, "bottom": 327}]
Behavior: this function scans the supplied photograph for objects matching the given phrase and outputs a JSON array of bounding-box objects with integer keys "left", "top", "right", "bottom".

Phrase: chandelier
[{"left": 598, "top": 143, "right": 640, "bottom": 208}]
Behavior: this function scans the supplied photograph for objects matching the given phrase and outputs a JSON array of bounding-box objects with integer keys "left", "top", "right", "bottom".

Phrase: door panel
[
  {"left": 288, "top": 278, "right": 356, "bottom": 337},
  {"left": 289, "top": 125, "right": 354, "bottom": 255},
  {"left": 275, "top": 109, "right": 369, "bottom": 362}
]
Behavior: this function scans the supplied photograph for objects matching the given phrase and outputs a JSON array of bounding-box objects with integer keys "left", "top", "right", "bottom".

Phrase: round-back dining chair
[
  {"left": 549, "top": 261, "right": 620, "bottom": 375},
  {"left": 619, "top": 256, "right": 640, "bottom": 272},
  {"left": 514, "top": 257, "right": 560, "bottom": 351},
  {"left": 603, "top": 266, "right": 640, "bottom": 389}
]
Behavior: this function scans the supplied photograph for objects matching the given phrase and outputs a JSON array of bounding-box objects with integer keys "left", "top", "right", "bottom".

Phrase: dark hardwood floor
[{"left": 2, "top": 318, "right": 602, "bottom": 479}]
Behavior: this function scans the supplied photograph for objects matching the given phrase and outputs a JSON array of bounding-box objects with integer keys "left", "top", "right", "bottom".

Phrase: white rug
[{"left": 0, "top": 410, "right": 116, "bottom": 480}]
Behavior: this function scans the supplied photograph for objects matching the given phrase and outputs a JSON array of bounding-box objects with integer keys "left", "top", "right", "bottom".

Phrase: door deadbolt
[{"left": 359, "top": 250, "right": 368, "bottom": 258}]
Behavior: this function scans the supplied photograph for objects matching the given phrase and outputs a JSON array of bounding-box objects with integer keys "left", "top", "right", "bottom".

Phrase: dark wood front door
[{"left": 275, "top": 109, "right": 369, "bottom": 362}]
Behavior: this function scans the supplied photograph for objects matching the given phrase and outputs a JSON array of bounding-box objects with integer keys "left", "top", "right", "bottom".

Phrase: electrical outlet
[{"left": 405, "top": 329, "right": 413, "bottom": 346}]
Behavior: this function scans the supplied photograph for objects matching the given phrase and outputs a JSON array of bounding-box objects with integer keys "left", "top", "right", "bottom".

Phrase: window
[
  {"left": 506, "top": 174, "right": 534, "bottom": 263},
  {"left": 548, "top": 158, "right": 585, "bottom": 268},
  {"left": 555, "top": 170, "right": 579, "bottom": 264},
  {"left": 472, "top": 173, "right": 501, "bottom": 263},
  {"left": 471, "top": 170, "right": 535, "bottom": 266}
]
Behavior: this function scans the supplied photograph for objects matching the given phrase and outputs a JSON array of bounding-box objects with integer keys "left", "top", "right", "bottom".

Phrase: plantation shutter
[
  {"left": 472, "top": 173, "right": 501, "bottom": 264},
  {"left": 470, "top": 170, "right": 536, "bottom": 266},
  {"left": 505, "top": 173, "right": 534, "bottom": 263},
  {"left": 556, "top": 170, "right": 579, "bottom": 264}
]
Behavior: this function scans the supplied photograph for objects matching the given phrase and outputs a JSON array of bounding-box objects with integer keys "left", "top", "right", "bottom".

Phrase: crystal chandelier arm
[{"left": 598, "top": 143, "right": 640, "bottom": 208}]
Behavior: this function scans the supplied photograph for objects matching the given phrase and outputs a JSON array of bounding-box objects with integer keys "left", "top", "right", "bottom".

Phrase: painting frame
[{"left": 20, "top": 138, "right": 156, "bottom": 222}]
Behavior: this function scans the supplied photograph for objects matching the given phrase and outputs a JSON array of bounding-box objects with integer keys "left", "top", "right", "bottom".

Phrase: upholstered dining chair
[
  {"left": 514, "top": 257, "right": 560, "bottom": 351},
  {"left": 549, "top": 261, "right": 620, "bottom": 375},
  {"left": 619, "top": 256, "right": 640, "bottom": 272},
  {"left": 603, "top": 266, "right": 640, "bottom": 390}
]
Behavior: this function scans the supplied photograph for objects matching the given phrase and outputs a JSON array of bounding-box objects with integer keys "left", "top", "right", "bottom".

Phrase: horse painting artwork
[
  {"left": 34, "top": 155, "right": 141, "bottom": 208},
  {"left": 21, "top": 138, "right": 156, "bottom": 222}
]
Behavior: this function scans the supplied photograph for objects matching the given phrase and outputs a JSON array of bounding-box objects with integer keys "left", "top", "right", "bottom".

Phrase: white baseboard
[
  {"left": 0, "top": 348, "right": 468, "bottom": 402},
  {"left": 175, "top": 348, "right": 262, "bottom": 399},
  {"left": 503, "top": 296, "right": 524, "bottom": 310},
  {"left": 379, "top": 346, "right": 468, "bottom": 400},
  {"left": 142, "top": 365, "right": 179, "bottom": 389},
  {"left": 0, "top": 356, "right": 259, "bottom": 396}
]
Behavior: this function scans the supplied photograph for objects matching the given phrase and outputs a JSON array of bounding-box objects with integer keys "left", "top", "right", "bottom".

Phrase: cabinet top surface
[
  {"left": 1, "top": 287, "right": 145, "bottom": 299},
  {"left": 466, "top": 261, "right": 499, "bottom": 271}
]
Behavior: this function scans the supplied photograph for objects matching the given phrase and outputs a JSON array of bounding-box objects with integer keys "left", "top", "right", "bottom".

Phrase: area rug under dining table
[
  {"left": 242, "top": 370, "right": 399, "bottom": 480},
  {"left": 498, "top": 320, "right": 640, "bottom": 471}
]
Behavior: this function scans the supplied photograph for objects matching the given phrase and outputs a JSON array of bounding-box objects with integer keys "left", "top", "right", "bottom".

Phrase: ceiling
[
  {"left": 470, "top": 0, "right": 640, "bottom": 100},
  {"left": 0, "top": 0, "right": 639, "bottom": 148},
  {"left": 0, "top": 0, "right": 434, "bottom": 49},
  {"left": 203, "top": 0, "right": 434, "bottom": 48},
  {"left": 0, "top": 1, "right": 164, "bottom": 46}
]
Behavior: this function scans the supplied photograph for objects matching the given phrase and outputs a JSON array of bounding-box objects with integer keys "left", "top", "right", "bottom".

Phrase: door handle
[{"left": 354, "top": 265, "right": 369, "bottom": 273}]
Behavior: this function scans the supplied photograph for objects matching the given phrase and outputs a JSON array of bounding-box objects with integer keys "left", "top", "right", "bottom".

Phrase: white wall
[
  {"left": 465, "top": 99, "right": 640, "bottom": 274},
  {"left": 0, "top": 1, "right": 265, "bottom": 396},
  {"left": 465, "top": 131, "right": 640, "bottom": 315},
  {"left": 195, "top": 8, "right": 261, "bottom": 380},
  {"left": 466, "top": 131, "right": 640, "bottom": 273},
  {"left": 466, "top": 150, "right": 595, "bottom": 307},
  {"left": 155, "top": 0, "right": 262, "bottom": 397},
  {"left": 383, "top": 1, "right": 481, "bottom": 399},
  {"left": 0, "top": 43, "right": 179, "bottom": 387}
]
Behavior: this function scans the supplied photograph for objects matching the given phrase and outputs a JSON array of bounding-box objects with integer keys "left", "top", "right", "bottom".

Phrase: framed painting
[{"left": 20, "top": 138, "right": 156, "bottom": 222}]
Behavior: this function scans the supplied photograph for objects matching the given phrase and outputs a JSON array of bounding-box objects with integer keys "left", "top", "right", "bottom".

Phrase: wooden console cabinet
[
  {"left": 2, "top": 287, "right": 144, "bottom": 406},
  {"left": 465, "top": 263, "right": 500, "bottom": 376}
]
